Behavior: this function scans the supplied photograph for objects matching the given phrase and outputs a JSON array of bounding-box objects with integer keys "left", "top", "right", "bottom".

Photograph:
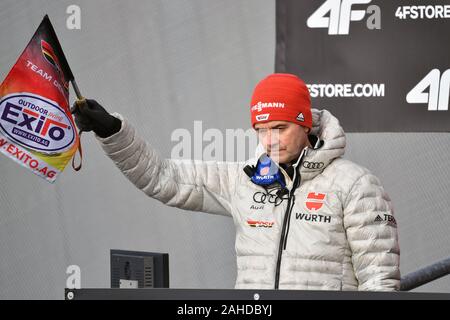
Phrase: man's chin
[
  {"left": 270, "top": 153, "right": 299, "bottom": 165},
  {"left": 269, "top": 153, "right": 287, "bottom": 164}
]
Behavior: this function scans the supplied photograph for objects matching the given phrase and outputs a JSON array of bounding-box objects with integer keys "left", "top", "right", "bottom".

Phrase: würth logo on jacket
[
  {"left": 305, "top": 192, "right": 326, "bottom": 211},
  {"left": 296, "top": 212, "right": 331, "bottom": 223},
  {"left": 296, "top": 192, "right": 332, "bottom": 224}
]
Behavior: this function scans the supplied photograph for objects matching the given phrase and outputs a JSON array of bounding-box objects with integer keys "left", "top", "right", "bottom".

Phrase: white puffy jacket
[{"left": 98, "top": 109, "right": 400, "bottom": 291}]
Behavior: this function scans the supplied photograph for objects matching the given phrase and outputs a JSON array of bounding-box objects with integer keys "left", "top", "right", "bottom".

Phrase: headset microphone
[{"left": 244, "top": 154, "right": 288, "bottom": 196}]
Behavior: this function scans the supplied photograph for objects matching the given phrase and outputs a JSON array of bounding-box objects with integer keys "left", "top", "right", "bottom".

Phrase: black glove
[{"left": 71, "top": 99, "right": 122, "bottom": 138}]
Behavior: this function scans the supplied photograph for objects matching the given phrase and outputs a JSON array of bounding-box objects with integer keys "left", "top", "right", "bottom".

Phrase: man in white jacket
[{"left": 73, "top": 73, "right": 400, "bottom": 291}]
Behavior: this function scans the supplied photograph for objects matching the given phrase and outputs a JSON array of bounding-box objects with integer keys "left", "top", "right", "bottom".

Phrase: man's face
[{"left": 254, "top": 121, "right": 310, "bottom": 164}]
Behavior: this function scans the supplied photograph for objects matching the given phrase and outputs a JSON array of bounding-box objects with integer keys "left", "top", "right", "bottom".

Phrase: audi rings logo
[
  {"left": 302, "top": 161, "right": 324, "bottom": 170},
  {"left": 253, "top": 189, "right": 285, "bottom": 207}
]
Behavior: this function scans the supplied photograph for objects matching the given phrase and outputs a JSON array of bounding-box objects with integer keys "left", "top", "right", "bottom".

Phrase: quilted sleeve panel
[
  {"left": 343, "top": 172, "right": 401, "bottom": 291},
  {"left": 97, "top": 115, "right": 238, "bottom": 216}
]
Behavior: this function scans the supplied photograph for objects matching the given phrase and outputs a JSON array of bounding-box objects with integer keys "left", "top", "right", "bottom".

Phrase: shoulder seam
[{"left": 343, "top": 172, "right": 369, "bottom": 208}]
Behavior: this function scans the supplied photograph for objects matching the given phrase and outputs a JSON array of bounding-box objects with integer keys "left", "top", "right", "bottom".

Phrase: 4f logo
[
  {"left": 406, "top": 69, "right": 450, "bottom": 111},
  {"left": 307, "top": 0, "right": 381, "bottom": 35}
]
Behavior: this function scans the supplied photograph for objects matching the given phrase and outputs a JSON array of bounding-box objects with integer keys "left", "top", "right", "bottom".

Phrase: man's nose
[
  {"left": 263, "top": 130, "right": 279, "bottom": 147},
  {"left": 263, "top": 130, "right": 271, "bottom": 145}
]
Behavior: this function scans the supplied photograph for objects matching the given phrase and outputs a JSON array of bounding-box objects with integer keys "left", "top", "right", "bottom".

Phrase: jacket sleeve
[
  {"left": 343, "top": 173, "right": 401, "bottom": 291},
  {"left": 96, "top": 114, "right": 237, "bottom": 216}
]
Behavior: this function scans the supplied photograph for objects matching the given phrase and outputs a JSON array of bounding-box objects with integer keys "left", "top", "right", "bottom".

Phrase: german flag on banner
[
  {"left": 0, "top": 15, "right": 79, "bottom": 183},
  {"left": 41, "top": 39, "right": 62, "bottom": 74}
]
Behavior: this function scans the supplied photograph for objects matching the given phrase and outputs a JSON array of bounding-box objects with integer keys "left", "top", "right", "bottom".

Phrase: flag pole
[
  {"left": 71, "top": 79, "right": 84, "bottom": 101},
  {"left": 70, "top": 79, "right": 86, "bottom": 114}
]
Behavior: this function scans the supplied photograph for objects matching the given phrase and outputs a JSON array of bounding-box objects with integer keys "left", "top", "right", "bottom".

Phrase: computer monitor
[{"left": 110, "top": 249, "right": 169, "bottom": 288}]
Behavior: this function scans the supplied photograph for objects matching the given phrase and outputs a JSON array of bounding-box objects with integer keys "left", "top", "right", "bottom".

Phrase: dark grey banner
[{"left": 276, "top": 0, "right": 450, "bottom": 132}]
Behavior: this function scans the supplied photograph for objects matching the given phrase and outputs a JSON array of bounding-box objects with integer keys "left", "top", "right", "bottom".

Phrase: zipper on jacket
[
  {"left": 274, "top": 150, "right": 305, "bottom": 289},
  {"left": 283, "top": 194, "right": 296, "bottom": 250}
]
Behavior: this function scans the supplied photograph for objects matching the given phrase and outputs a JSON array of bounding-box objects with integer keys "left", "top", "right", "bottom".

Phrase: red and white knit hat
[{"left": 250, "top": 73, "right": 312, "bottom": 129}]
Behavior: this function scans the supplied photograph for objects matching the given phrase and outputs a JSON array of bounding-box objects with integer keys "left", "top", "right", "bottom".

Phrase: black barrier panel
[
  {"left": 64, "top": 288, "right": 450, "bottom": 300},
  {"left": 276, "top": 0, "right": 450, "bottom": 132}
]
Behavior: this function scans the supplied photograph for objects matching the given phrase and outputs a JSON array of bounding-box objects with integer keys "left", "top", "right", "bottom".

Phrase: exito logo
[{"left": 0, "top": 94, "right": 75, "bottom": 153}]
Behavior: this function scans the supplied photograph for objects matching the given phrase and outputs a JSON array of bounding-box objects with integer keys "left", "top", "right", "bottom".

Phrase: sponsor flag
[{"left": 0, "top": 15, "right": 79, "bottom": 183}]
